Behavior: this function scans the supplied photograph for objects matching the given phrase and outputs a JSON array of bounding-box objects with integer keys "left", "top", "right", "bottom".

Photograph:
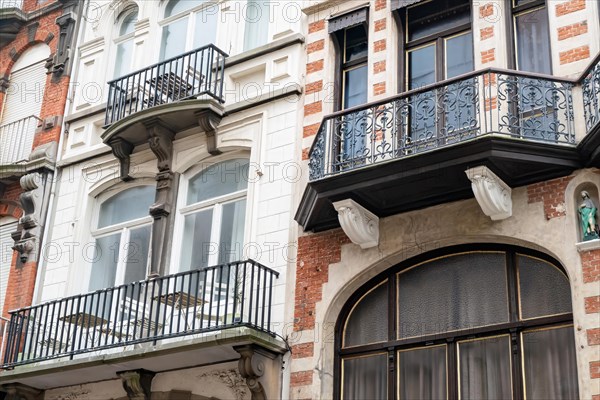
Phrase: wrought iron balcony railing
[
  {"left": 0, "top": 116, "right": 40, "bottom": 165},
  {"left": 309, "top": 68, "right": 580, "bottom": 180},
  {"left": 1, "top": 260, "right": 278, "bottom": 369},
  {"left": 105, "top": 44, "right": 227, "bottom": 126},
  {"left": 0, "top": 0, "right": 23, "bottom": 10},
  {"left": 582, "top": 54, "right": 600, "bottom": 132}
]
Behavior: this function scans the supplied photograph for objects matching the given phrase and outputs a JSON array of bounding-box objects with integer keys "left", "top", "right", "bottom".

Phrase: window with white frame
[
  {"left": 243, "top": 0, "right": 270, "bottom": 51},
  {"left": 159, "top": 0, "right": 218, "bottom": 61},
  {"left": 113, "top": 7, "right": 138, "bottom": 79},
  {"left": 178, "top": 158, "right": 249, "bottom": 272},
  {"left": 88, "top": 185, "right": 155, "bottom": 293}
]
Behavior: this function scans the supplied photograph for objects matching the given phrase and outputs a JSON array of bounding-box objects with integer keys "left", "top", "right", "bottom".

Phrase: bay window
[
  {"left": 512, "top": 0, "right": 551, "bottom": 74},
  {"left": 337, "top": 246, "right": 579, "bottom": 399},
  {"left": 160, "top": 0, "right": 218, "bottom": 61}
]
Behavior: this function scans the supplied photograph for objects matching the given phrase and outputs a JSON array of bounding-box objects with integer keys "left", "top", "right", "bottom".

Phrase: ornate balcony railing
[
  {"left": 0, "top": 116, "right": 40, "bottom": 165},
  {"left": 105, "top": 44, "right": 227, "bottom": 126},
  {"left": 309, "top": 69, "right": 576, "bottom": 180},
  {"left": 582, "top": 54, "right": 600, "bottom": 132},
  {"left": 1, "top": 260, "right": 278, "bottom": 369},
  {"left": 0, "top": 0, "right": 23, "bottom": 10}
]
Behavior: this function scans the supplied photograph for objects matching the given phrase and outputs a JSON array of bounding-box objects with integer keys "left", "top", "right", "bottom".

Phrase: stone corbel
[
  {"left": 195, "top": 109, "right": 223, "bottom": 155},
  {"left": 13, "top": 173, "right": 43, "bottom": 263},
  {"left": 465, "top": 166, "right": 512, "bottom": 221},
  {"left": 51, "top": 12, "right": 76, "bottom": 78},
  {"left": 108, "top": 137, "right": 134, "bottom": 181},
  {"left": 117, "top": 369, "right": 155, "bottom": 400},
  {"left": 0, "top": 76, "right": 9, "bottom": 93},
  {"left": 234, "top": 345, "right": 278, "bottom": 400},
  {"left": 145, "top": 119, "right": 175, "bottom": 172},
  {"left": 0, "top": 383, "right": 42, "bottom": 400},
  {"left": 332, "top": 199, "right": 379, "bottom": 249}
]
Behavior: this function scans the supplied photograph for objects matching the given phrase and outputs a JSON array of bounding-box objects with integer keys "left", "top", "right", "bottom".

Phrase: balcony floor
[
  {"left": 0, "top": 327, "right": 286, "bottom": 390},
  {"left": 296, "top": 135, "right": 582, "bottom": 232}
]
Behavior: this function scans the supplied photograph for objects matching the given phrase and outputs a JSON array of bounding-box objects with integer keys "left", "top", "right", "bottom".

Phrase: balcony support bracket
[
  {"left": 108, "top": 137, "right": 134, "bottom": 181},
  {"left": 0, "top": 383, "right": 43, "bottom": 400},
  {"left": 195, "top": 109, "right": 223, "bottom": 155},
  {"left": 117, "top": 369, "right": 155, "bottom": 400},
  {"left": 234, "top": 345, "right": 279, "bottom": 400},
  {"left": 333, "top": 199, "right": 379, "bottom": 249},
  {"left": 466, "top": 166, "right": 512, "bottom": 221}
]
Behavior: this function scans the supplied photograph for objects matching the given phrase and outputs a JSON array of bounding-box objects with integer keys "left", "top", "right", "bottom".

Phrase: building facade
[
  {"left": 293, "top": 0, "right": 600, "bottom": 399},
  {"left": 0, "top": 0, "right": 304, "bottom": 399},
  {"left": 0, "top": 0, "right": 80, "bottom": 367}
]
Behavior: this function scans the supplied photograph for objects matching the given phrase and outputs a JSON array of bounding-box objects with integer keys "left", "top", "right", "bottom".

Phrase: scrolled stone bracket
[
  {"left": 465, "top": 166, "right": 512, "bottom": 221},
  {"left": 332, "top": 198, "right": 379, "bottom": 249},
  {"left": 234, "top": 345, "right": 278, "bottom": 400},
  {"left": 0, "top": 383, "right": 43, "bottom": 400},
  {"left": 117, "top": 369, "right": 155, "bottom": 400},
  {"left": 195, "top": 109, "right": 223, "bottom": 155},
  {"left": 108, "top": 137, "right": 134, "bottom": 181}
]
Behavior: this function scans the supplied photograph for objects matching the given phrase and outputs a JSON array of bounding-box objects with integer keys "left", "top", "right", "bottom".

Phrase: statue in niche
[{"left": 578, "top": 190, "right": 600, "bottom": 241}]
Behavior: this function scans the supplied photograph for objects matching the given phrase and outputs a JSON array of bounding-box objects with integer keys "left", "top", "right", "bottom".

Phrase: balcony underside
[
  {"left": 296, "top": 136, "right": 582, "bottom": 232},
  {"left": 0, "top": 8, "right": 26, "bottom": 48},
  {"left": 0, "top": 328, "right": 286, "bottom": 389},
  {"left": 101, "top": 99, "right": 223, "bottom": 146}
]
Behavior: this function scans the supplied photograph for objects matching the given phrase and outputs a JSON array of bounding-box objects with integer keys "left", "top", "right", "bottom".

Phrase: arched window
[
  {"left": 113, "top": 7, "right": 138, "bottom": 78},
  {"left": 160, "top": 0, "right": 217, "bottom": 61},
  {"left": 337, "top": 246, "right": 578, "bottom": 400},
  {"left": 178, "top": 158, "right": 249, "bottom": 271},
  {"left": 89, "top": 185, "right": 154, "bottom": 292}
]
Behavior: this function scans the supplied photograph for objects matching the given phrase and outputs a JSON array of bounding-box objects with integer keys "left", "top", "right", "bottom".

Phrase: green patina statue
[{"left": 579, "top": 190, "right": 600, "bottom": 241}]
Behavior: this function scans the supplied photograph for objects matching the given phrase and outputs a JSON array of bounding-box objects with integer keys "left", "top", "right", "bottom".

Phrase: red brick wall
[{"left": 526, "top": 176, "right": 574, "bottom": 220}]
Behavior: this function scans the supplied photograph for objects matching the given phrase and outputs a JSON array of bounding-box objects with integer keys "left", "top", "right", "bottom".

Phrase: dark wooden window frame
[
  {"left": 507, "top": 0, "right": 551, "bottom": 73},
  {"left": 333, "top": 243, "right": 576, "bottom": 400}
]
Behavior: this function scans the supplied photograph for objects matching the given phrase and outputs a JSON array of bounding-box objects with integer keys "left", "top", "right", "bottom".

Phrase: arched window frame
[
  {"left": 172, "top": 156, "right": 250, "bottom": 274},
  {"left": 112, "top": 5, "right": 139, "bottom": 79},
  {"left": 158, "top": 0, "right": 219, "bottom": 61},
  {"left": 87, "top": 183, "right": 155, "bottom": 291},
  {"left": 335, "top": 244, "right": 578, "bottom": 400}
]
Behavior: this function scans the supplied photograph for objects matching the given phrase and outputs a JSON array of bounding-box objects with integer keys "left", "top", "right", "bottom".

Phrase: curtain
[
  {"left": 398, "top": 346, "right": 447, "bottom": 399},
  {"left": 343, "top": 354, "right": 388, "bottom": 399}
]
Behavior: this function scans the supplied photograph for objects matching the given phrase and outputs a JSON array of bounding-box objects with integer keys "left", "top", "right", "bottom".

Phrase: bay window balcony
[
  {"left": 297, "top": 57, "right": 600, "bottom": 231},
  {"left": 0, "top": 260, "right": 280, "bottom": 379},
  {"left": 0, "top": 0, "right": 26, "bottom": 47},
  {"left": 0, "top": 116, "right": 40, "bottom": 179}
]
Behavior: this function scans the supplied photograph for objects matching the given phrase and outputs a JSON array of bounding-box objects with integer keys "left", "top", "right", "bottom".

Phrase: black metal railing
[
  {"left": 309, "top": 68, "right": 576, "bottom": 180},
  {"left": 105, "top": 44, "right": 227, "bottom": 126},
  {"left": 0, "top": 116, "right": 40, "bottom": 165},
  {"left": 0, "top": 0, "right": 23, "bottom": 10},
  {"left": 582, "top": 54, "right": 600, "bottom": 131},
  {"left": 1, "top": 260, "right": 278, "bottom": 368}
]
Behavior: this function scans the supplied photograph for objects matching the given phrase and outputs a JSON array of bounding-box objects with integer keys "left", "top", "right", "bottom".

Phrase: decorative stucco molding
[
  {"left": 332, "top": 199, "right": 379, "bottom": 249},
  {"left": 0, "top": 383, "right": 42, "bottom": 400},
  {"left": 576, "top": 238, "right": 600, "bottom": 252},
  {"left": 465, "top": 166, "right": 512, "bottom": 221},
  {"left": 117, "top": 369, "right": 155, "bottom": 400}
]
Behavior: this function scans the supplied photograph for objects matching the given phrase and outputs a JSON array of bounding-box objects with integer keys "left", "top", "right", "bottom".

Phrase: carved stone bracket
[
  {"left": 465, "top": 166, "right": 512, "bottom": 221},
  {"left": 195, "top": 109, "right": 223, "bottom": 155},
  {"left": 0, "top": 76, "right": 9, "bottom": 93},
  {"left": 117, "top": 369, "right": 155, "bottom": 400},
  {"left": 13, "top": 173, "right": 43, "bottom": 263},
  {"left": 145, "top": 119, "right": 175, "bottom": 172},
  {"left": 108, "top": 137, "right": 134, "bottom": 181},
  {"left": 332, "top": 199, "right": 379, "bottom": 249},
  {"left": 0, "top": 383, "right": 42, "bottom": 400},
  {"left": 234, "top": 345, "right": 268, "bottom": 400}
]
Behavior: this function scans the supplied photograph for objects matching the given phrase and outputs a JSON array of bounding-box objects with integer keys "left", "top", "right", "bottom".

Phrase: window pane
[
  {"left": 344, "top": 25, "right": 367, "bottom": 63},
  {"left": 180, "top": 209, "right": 213, "bottom": 271},
  {"left": 459, "top": 336, "right": 512, "bottom": 400},
  {"left": 343, "top": 65, "right": 368, "bottom": 109},
  {"left": 518, "top": 255, "right": 572, "bottom": 319},
  {"left": 243, "top": 0, "right": 269, "bottom": 51},
  {"left": 98, "top": 186, "right": 155, "bottom": 229},
  {"left": 194, "top": 8, "right": 218, "bottom": 49},
  {"left": 218, "top": 199, "right": 246, "bottom": 264},
  {"left": 119, "top": 10, "right": 137, "bottom": 36},
  {"left": 446, "top": 31, "right": 473, "bottom": 79},
  {"left": 407, "top": 0, "right": 471, "bottom": 41},
  {"left": 123, "top": 225, "right": 151, "bottom": 284},
  {"left": 398, "top": 252, "right": 509, "bottom": 338},
  {"left": 344, "top": 282, "right": 388, "bottom": 347},
  {"left": 522, "top": 326, "right": 579, "bottom": 399},
  {"left": 89, "top": 233, "right": 120, "bottom": 291},
  {"left": 515, "top": 8, "right": 551, "bottom": 74},
  {"left": 408, "top": 44, "right": 435, "bottom": 90},
  {"left": 165, "top": 0, "right": 206, "bottom": 18},
  {"left": 114, "top": 40, "right": 133, "bottom": 79},
  {"left": 187, "top": 159, "right": 249, "bottom": 205},
  {"left": 342, "top": 354, "right": 387, "bottom": 400},
  {"left": 160, "top": 18, "right": 187, "bottom": 61},
  {"left": 398, "top": 346, "right": 447, "bottom": 400}
]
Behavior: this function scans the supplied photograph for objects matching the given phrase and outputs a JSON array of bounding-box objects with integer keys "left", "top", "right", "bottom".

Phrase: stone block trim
[
  {"left": 304, "top": 101, "right": 322, "bottom": 117},
  {"left": 582, "top": 250, "right": 600, "bottom": 283},
  {"left": 480, "top": 26, "right": 494, "bottom": 41},
  {"left": 556, "top": 0, "right": 586, "bottom": 16},
  {"left": 588, "top": 328, "right": 600, "bottom": 346},
  {"left": 306, "top": 60, "right": 324, "bottom": 74},
  {"left": 294, "top": 229, "right": 350, "bottom": 332},
  {"left": 559, "top": 45, "right": 590, "bottom": 65},
  {"left": 526, "top": 176, "right": 573, "bottom": 220},
  {"left": 481, "top": 49, "right": 495, "bottom": 64},
  {"left": 375, "top": 0, "right": 386, "bottom": 11},
  {"left": 374, "top": 60, "right": 386, "bottom": 74},
  {"left": 374, "top": 18, "right": 386, "bottom": 32},
  {"left": 303, "top": 123, "right": 320, "bottom": 138},
  {"left": 305, "top": 80, "right": 323, "bottom": 95},
  {"left": 373, "top": 82, "right": 386, "bottom": 96},
  {"left": 307, "top": 39, "right": 324, "bottom": 54},
  {"left": 308, "top": 20, "right": 325, "bottom": 34},
  {"left": 290, "top": 371, "right": 313, "bottom": 387},
  {"left": 291, "top": 342, "right": 315, "bottom": 359},
  {"left": 558, "top": 21, "right": 588, "bottom": 41},
  {"left": 479, "top": 3, "right": 495, "bottom": 19},
  {"left": 585, "top": 296, "right": 600, "bottom": 313},
  {"left": 591, "top": 361, "right": 600, "bottom": 379},
  {"left": 374, "top": 39, "right": 386, "bottom": 53}
]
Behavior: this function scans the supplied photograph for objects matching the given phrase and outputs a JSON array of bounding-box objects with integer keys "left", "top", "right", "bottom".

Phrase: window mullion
[
  {"left": 447, "top": 339, "right": 458, "bottom": 400},
  {"left": 115, "top": 227, "right": 130, "bottom": 286},
  {"left": 511, "top": 330, "right": 524, "bottom": 399},
  {"left": 507, "top": 251, "right": 520, "bottom": 322},
  {"left": 209, "top": 203, "right": 222, "bottom": 266}
]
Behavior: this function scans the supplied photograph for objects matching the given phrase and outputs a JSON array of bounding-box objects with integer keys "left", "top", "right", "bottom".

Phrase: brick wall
[{"left": 527, "top": 176, "right": 574, "bottom": 220}]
